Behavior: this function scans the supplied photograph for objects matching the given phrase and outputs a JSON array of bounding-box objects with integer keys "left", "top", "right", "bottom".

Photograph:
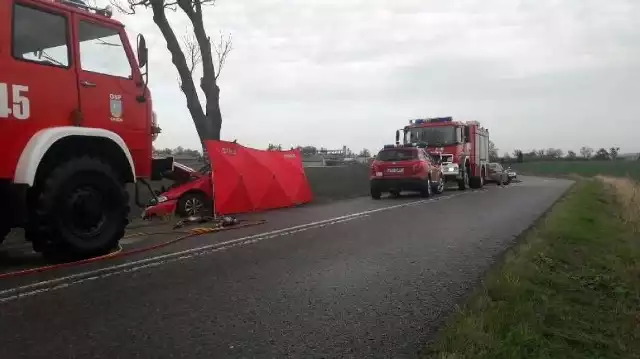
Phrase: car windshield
[
  {"left": 376, "top": 149, "right": 417, "bottom": 161},
  {"left": 489, "top": 163, "right": 501, "bottom": 170},
  {"left": 428, "top": 153, "right": 442, "bottom": 163},
  {"left": 406, "top": 126, "right": 458, "bottom": 146}
]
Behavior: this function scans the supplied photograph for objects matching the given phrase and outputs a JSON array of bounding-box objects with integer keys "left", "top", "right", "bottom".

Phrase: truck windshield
[
  {"left": 406, "top": 127, "right": 458, "bottom": 146},
  {"left": 13, "top": 4, "right": 124, "bottom": 68},
  {"left": 376, "top": 149, "right": 417, "bottom": 162},
  {"left": 13, "top": 4, "right": 70, "bottom": 66}
]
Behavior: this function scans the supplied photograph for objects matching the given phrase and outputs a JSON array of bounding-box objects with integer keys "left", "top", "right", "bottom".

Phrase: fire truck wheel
[
  {"left": 0, "top": 226, "right": 9, "bottom": 244},
  {"left": 28, "top": 156, "right": 130, "bottom": 259},
  {"left": 458, "top": 172, "right": 469, "bottom": 190},
  {"left": 176, "top": 192, "right": 209, "bottom": 218},
  {"left": 370, "top": 187, "right": 382, "bottom": 200},
  {"left": 469, "top": 176, "right": 483, "bottom": 189}
]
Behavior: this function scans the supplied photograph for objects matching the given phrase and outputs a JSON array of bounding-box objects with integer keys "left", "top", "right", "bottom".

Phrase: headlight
[{"left": 156, "top": 195, "right": 168, "bottom": 203}]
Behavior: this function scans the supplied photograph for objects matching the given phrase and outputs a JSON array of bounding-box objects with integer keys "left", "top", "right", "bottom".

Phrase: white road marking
[{"left": 0, "top": 192, "right": 468, "bottom": 303}]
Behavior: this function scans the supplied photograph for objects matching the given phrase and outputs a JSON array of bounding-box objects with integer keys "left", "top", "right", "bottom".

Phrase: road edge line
[{"left": 0, "top": 193, "right": 463, "bottom": 302}]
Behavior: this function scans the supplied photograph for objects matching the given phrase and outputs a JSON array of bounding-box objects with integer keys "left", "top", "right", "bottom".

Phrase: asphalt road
[{"left": 0, "top": 176, "right": 572, "bottom": 359}]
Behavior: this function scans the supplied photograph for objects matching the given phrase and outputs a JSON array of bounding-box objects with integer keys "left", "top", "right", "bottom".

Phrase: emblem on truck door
[{"left": 109, "top": 94, "right": 123, "bottom": 122}]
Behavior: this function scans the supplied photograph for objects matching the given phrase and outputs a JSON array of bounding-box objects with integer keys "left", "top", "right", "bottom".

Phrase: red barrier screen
[{"left": 205, "top": 140, "right": 313, "bottom": 215}]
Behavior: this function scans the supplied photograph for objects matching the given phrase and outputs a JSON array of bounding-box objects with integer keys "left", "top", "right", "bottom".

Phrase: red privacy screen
[{"left": 205, "top": 141, "right": 313, "bottom": 215}]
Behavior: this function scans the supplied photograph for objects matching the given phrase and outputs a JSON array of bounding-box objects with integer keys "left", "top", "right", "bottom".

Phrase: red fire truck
[
  {"left": 395, "top": 117, "right": 490, "bottom": 190},
  {"left": 0, "top": 0, "right": 170, "bottom": 257}
]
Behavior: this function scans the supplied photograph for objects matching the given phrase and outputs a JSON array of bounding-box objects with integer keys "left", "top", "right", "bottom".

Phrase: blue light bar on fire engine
[
  {"left": 410, "top": 117, "right": 453, "bottom": 125},
  {"left": 429, "top": 116, "right": 453, "bottom": 122}
]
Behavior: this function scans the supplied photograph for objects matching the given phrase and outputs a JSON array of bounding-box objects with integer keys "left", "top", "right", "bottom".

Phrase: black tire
[
  {"left": 176, "top": 192, "right": 210, "bottom": 217},
  {"left": 431, "top": 173, "right": 444, "bottom": 194},
  {"left": 370, "top": 187, "right": 382, "bottom": 200},
  {"left": 420, "top": 179, "right": 433, "bottom": 198},
  {"left": 27, "top": 156, "right": 129, "bottom": 259},
  {"left": 458, "top": 171, "right": 469, "bottom": 191},
  {"left": 469, "top": 176, "right": 483, "bottom": 189},
  {"left": 432, "top": 175, "right": 445, "bottom": 194},
  {"left": 0, "top": 225, "right": 9, "bottom": 245}
]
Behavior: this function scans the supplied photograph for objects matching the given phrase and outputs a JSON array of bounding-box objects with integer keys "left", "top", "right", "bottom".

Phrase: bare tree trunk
[
  {"left": 150, "top": 2, "right": 214, "bottom": 142},
  {"left": 178, "top": 0, "right": 222, "bottom": 141},
  {"left": 193, "top": 4, "right": 222, "bottom": 141},
  {"left": 113, "top": 0, "right": 227, "bottom": 142}
]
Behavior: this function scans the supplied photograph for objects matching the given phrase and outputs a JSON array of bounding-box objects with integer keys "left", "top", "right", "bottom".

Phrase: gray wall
[{"left": 305, "top": 164, "right": 370, "bottom": 203}]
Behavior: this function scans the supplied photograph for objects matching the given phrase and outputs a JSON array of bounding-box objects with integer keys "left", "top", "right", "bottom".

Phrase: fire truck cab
[
  {"left": 395, "top": 117, "right": 490, "bottom": 190},
  {"left": 0, "top": 0, "right": 167, "bottom": 257}
]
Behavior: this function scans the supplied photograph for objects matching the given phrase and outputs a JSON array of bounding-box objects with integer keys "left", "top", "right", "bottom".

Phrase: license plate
[{"left": 387, "top": 168, "right": 404, "bottom": 173}]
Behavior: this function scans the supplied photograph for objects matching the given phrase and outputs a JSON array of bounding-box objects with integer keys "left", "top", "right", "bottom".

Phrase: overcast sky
[{"left": 104, "top": 0, "right": 639, "bottom": 155}]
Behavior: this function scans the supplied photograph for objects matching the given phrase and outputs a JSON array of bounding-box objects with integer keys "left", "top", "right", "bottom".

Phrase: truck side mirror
[
  {"left": 395, "top": 130, "right": 400, "bottom": 145},
  {"left": 137, "top": 34, "right": 148, "bottom": 68},
  {"left": 463, "top": 126, "right": 470, "bottom": 142}
]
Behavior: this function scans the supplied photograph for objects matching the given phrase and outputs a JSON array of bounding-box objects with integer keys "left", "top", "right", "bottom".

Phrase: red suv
[{"left": 370, "top": 145, "right": 444, "bottom": 199}]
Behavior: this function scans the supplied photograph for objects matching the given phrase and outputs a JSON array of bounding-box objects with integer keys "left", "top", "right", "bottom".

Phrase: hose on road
[{"left": 0, "top": 218, "right": 267, "bottom": 280}]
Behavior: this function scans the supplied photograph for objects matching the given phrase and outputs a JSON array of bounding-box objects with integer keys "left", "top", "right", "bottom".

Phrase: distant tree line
[
  {"left": 276, "top": 145, "right": 372, "bottom": 158},
  {"left": 154, "top": 146, "right": 202, "bottom": 157},
  {"left": 152, "top": 144, "right": 374, "bottom": 158},
  {"left": 502, "top": 146, "right": 633, "bottom": 163},
  {"left": 156, "top": 143, "right": 631, "bottom": 165}
]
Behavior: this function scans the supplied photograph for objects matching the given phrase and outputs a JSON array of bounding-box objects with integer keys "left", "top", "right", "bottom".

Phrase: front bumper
[
  {"left": 442, "top": 171, "right": 463, "bottom": 182},
  {"left": 370, "top": 177, "right": 429, "bottom": 192},
  {"left": 142, "top": 199, "right": 178, "bottom": 219},
  {"left": 441, "top": 164, "right": 462, "bottom": 182}
]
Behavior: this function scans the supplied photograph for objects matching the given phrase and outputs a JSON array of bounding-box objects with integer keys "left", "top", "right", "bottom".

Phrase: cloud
[{"left": 101, "top": 0, "right": 640, "bottom": 154}]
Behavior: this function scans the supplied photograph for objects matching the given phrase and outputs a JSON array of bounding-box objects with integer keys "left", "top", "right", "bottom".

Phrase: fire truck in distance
[
  {"left": 0, "top": 0, "right": 170, "bottom": 257},
  {"left": 395, "top": 117, "right": 490, "bottom": 190}
]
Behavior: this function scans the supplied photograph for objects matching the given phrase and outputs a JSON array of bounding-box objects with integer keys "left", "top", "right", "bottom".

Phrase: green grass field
[
  {"left": 423, "top": 180, "right": 640, "bottom": 359},
  {"left": 511, "top": 161, "right": 640, "bottom": 180}
]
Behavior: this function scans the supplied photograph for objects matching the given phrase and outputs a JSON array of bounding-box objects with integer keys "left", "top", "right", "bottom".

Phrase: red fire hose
[{"left": 0, "top": 219, "right": 266, "bottom": 280}]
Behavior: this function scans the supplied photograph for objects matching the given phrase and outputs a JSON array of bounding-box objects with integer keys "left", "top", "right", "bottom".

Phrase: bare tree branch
[
  {"left": 182, "top": 32, "right": 202, "bottom": 75},
  {"left": 213, "top": 32, "right": 232, "bottom": 80},
  {"left": 110, "top": 0, "right": 180, "bottom": 15},
  {"left": 147, "top": 1, "right": 211, "bottom": 141},
  {"left": 110, "top": 0, "right": 151, "bottom": 15},
  {"left": 113, "top": 0, "right": 230, "bottom": 142},
  {"left": 180, "top": 30, "right": 232, "bottom": 80}
]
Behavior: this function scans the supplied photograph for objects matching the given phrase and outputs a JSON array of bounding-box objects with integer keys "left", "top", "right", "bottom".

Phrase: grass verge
[
  {"left": 512, "top": 161, "right": 640, "bottom": 180},
  {"left": 423, "top": 179, "right": 640, "bottom": 359},
  {"left": 597, "top": 176, "right": 640, "bottom": 233}
]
